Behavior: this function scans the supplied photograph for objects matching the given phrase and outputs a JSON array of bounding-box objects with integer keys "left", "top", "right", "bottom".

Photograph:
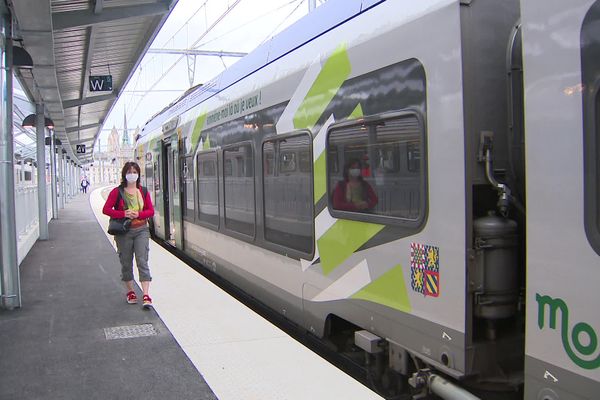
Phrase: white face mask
[
  {"left": 349, "top": 168, "right": 361, "bottom": 178},
  {"left": 125, "top": 173, "right": 138, "bottom": 183}
]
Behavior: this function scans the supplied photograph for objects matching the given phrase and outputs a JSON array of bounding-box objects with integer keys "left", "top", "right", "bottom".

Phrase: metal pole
[
  {"left": 70, "top": 161, "right": 74, "bottom": 196},
  {"left": 35, "top": 104, "right": 48, "bottom": 240},
  {"left": 70, "top": 161, "right": 73, "bottom": 196},
  {"left": 66, "top": 156, "right": 70, "bottom": 199},
  {"left": 71, "top": 162, "right": 75, "bottom": 196},
  {"left": 61, "top": 152, "right": 66, "bottom": 204},
  {"left": 68, "top": 159, "right": 72, "bottom": 197},
  {"left": 49, "top": 131, "right": 58, "bottom": 218},
  {"left": 66, "top": 158, "right": 70, "bottom": 198},
  {"left": 58, "top": 149, "right": 64, "bottom": 208},
  {"left": 66, "top": 160, "right": 69, "bottom": 197},
  {"left": 0, "top": 8, "right": 21, "bottom": 309},
  {"left": 68, "top": 160, "right": 72, "bottom": 197}
]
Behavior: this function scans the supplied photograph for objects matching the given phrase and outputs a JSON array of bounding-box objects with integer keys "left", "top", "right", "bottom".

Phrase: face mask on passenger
[
  {"left": 349, "top": 168, "right": 361, "bottom": 177},
  {"left": 126, "top": 173, "right": 138, "bottom": 183}
]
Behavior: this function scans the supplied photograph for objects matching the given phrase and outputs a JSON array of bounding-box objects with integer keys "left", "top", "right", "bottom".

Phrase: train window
[
  {"left": 223, "top": 143, "right": 255, "bottom": 236},
  {"left": 235, "top": 156, "right": 245, "bottom": 176},
  {"left": 196, "top": 152, "right": 219, "bottom": 227},
  {"left": 154, "top": 160, "right": 160, "bottom": 192},
  {"left": 262, "top": 133, "right": 313, "bottom": 254},
  {"left": 202, "top": 160, "right": 216, "bottom": 176},
  {"left": 582, "top": 2, "right": 600, "bottom": 255},
  {"left": 264, "top": 150, "right": 274, "bottom": 176},
  {"left": 144, "top": 164, "right": 152, "bottom": 185},
  {"left": 182, "top": 156, "right": 194, "bottom": 219},
  {"left": 299, "top": 150, "right": 311, "bottom": 173},
  {"left": 171, "top": 150, "right": 178, "bottom": 194},
  {"left": 327, "top": 111, "right": 426, "bottom": 225},
  {"left": 280, "top": 152, "right": 296, "bottom": 173},
  {"left": 145, "top": 163, "right": 154, "bottom": 202},
  {"left": 328, "top": 148, "right": 339, "bottom": 174},
  {"left": 407, "top": 141, "right": 421, "bottom": 172},
  {"left": 375, "top": 145, "right": 399, "bottom": 173},
  {"left": 224, "top": 159, "right": 233, "bottom": 176}
]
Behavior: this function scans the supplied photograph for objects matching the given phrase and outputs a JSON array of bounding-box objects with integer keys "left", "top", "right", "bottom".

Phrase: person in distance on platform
[
  {"left": 332, "top": 158, "right": 378, "bottom": 212},
  {"left": 81, "top": 176, "right": 90, "bottom": 193},
  {"left": 102, "top": 161, "right": 155, "bottom": 308}
]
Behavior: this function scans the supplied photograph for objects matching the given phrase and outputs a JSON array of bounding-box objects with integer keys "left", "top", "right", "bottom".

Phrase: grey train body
[{"left": 135, "top": 0, "right": 600, "bottom": 398}]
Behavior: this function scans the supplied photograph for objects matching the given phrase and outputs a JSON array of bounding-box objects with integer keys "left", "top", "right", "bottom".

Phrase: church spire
[{"left": 122, "top": 107, "right": 131, "bottom": 147}]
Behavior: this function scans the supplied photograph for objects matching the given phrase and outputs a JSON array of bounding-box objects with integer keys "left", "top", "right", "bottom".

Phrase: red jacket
[
  {"left": 102, "top": 186, "right": 155, "bottom": 220},
  {"left": 332, "top": 179, "right": 378, "bottom": 212}
]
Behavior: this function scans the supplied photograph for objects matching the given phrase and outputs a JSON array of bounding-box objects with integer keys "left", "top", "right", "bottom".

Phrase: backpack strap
[
  {"left": 140, "top": 186, "right": 148, "bottom": 209},
  {"left": 114, "top": 186, "right": 128, "bottom": 211},
  {"left": 115, "top": 186, "right": 146, "bottom": 211}
]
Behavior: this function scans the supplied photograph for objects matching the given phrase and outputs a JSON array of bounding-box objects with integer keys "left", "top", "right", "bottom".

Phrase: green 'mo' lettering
[{"left": 536, "top": 293, "right": 600, "bottom": 369}]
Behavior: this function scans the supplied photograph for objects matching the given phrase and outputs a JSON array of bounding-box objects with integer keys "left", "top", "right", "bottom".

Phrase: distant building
[{"left": 87, "top": 109, "right": 134, "bottom": 185}]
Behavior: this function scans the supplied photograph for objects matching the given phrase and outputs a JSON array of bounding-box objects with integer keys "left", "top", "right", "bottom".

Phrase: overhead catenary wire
[
  {"left": 125, "top": 0, "right": 306, "bottom": 124},
  {"left": 128, "top": 0, "right": 243, "bottom": 120},
  {"left": 115, "top": 0, "right": 313, "bottom": 135},
  {"left": 259, "top": 0, "right": 305, "bottom": 45},
  {"left": 124, "top": 0, "right": 211, "bottom": 117},
  {"left": 193, "top": 0, "right": 299, "bottom": 49}
]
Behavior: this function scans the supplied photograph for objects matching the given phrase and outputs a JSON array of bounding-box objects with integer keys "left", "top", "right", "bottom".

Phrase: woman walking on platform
[{"left": 102, "top": 161, "right": 155, "bottom": 308}]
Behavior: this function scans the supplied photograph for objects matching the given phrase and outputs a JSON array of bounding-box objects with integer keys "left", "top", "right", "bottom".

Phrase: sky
[{"left": 97, "top": 0, "right": 322, "bottom": 151}]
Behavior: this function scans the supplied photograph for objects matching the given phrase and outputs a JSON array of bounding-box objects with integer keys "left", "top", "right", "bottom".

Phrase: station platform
[{"left": 0, "top": 188, "right": 384, "bottom": 400}]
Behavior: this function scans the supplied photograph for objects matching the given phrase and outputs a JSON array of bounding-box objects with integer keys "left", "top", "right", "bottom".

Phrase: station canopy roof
[{"left": 10, "top": 0, "right": 179, "bottom": 165}]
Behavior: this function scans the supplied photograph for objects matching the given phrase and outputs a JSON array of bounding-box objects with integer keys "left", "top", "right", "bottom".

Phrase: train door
[
  {"left": 143, "top": 160, "right": 155, "bottom": 232},
  {"left": 153, "top": 151, "right": 168, "bottom": 241},
  {"left": 163, "top": 134, "right": 184, "bottom": 249},
  {"left": 152, "top": 154, "right": 167, "bottom": 240}
]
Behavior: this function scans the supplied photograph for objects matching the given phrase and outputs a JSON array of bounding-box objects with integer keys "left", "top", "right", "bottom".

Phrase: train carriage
[
  {"left": 134, "top": 0, "right": 600, "bottom": 398},
  {"left": 522, "top": 0, "right": 600, "bottom": 399}
]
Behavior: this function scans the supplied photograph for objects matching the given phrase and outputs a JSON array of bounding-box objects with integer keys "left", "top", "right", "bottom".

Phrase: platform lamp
[
  {"left": 13, "top": 46, "right": 33, "bottom": 69},
  {"left": 21, "top": 114, "right": 55, "bottom": 129}
]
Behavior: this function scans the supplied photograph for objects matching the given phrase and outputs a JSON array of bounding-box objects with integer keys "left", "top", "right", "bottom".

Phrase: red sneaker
[
  {"left": 142, "top": 294, "right": 152, "bottom": 309},
  {"left": 126, "top": 291, "right": 137, "bottom": 304}
]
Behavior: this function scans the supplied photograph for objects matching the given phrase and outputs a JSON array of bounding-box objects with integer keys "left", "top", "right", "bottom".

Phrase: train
[{"left": 134, "top": 0, "right": 600, "bottom": 398}]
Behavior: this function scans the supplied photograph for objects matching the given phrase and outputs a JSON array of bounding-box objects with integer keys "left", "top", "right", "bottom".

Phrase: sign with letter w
[{"left": 89, "top": 75, "right": 113, "bottom": 92}]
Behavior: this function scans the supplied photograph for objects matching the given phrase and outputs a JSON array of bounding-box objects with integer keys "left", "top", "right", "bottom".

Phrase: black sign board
[
  {"left": 76, "top": 144, "right": 86, "bottom": 154},
  {"left": 89, "top": 75, "right": 113, "bottom": 92}
]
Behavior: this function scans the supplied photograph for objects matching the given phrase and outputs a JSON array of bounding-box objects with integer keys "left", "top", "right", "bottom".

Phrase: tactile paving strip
[{"left": 104, "top": 323, "right": 157, "bottom": 340}]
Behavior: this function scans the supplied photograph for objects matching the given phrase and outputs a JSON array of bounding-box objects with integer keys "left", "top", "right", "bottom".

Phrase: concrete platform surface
[
  {"left": 0, "top": 187, "right": 383, "bottom": 400},
  {"left": 89, "top": 186, "right": 383, "bottom": 400},
  {"left": 0, "top": 192, "right": 216, "bottom": 400}
]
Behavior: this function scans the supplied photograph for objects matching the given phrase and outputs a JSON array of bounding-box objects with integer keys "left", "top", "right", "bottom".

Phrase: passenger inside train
[{"left": 332, "top": 158, "right": 378, "bottom": 212}]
